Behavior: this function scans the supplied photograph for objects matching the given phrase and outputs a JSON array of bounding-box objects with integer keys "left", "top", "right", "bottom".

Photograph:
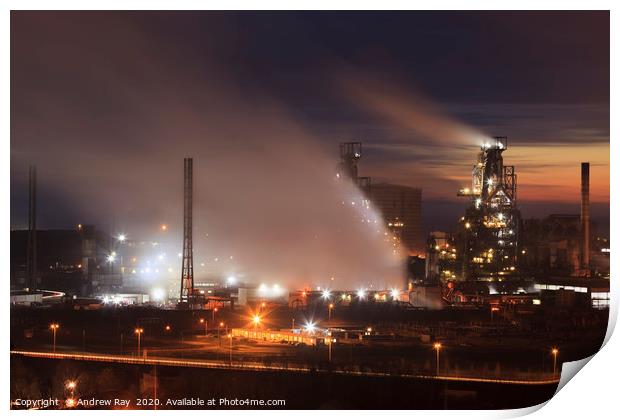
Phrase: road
[{"left": 10, "top": 349, "right": 560, "bottom": 386}]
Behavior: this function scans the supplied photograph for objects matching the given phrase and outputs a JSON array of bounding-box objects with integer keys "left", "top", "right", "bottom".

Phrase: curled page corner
[
  {"left": 554, "top": 356, "right": 594, "bottom": 395},
  {"left": 552, "top": 285, "right": 618, "bottom": 396},
  {"left": 497, "top": 356, "right": 598, "bottom": 418}
]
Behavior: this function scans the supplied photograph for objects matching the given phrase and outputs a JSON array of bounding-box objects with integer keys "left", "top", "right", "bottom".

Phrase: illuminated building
[
  {"left": 10, "top": 226, "right": 122, "bottom": 296},
  {"left": 425, "top": 231, "right": 458, "bottom": 282},
  {"left": 457, "top": 137, "right": 521, "bottom": 281}
]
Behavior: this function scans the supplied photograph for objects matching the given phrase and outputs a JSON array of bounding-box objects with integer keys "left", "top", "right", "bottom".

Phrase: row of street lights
[
  {"left": 431, "top": 341, "right": 560, "bottom": 377},
  {"left": 47, "top": 321, "right": 560, "bottom": 378}
]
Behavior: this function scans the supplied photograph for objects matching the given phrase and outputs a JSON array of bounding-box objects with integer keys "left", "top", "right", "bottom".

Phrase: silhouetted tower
[
  {"left": 580, "top": 162, "right": 590, "bottom": 276},
  {"left": 337, "top": 141, "right": 371, "bottom": 195},
  {"left": 26, "top": 165, "right": 37, "bottom": 291},
  {"left": 338, "top": 142, "right": 362, "bottom": 180},
  {"left": 180, "top": 157, "right": 194, "bottom": 303}
]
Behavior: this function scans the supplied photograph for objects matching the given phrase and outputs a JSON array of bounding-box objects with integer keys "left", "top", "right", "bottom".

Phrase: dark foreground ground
[
  {"left": 11, "top": 356, "right": 558, "bottom": 410},
  {"left": 11, "top": 304, "right": 605, "bottom": 409}
]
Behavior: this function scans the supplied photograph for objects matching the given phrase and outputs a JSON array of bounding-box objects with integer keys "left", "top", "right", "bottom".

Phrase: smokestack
[
  {"left": 26, "top": 165, "right": 37, "bottom": 291},
  {"left": 580, "top": 162, "right": 590, "bottom": 276},
  {"left": 180, "top": 157, "right": 194, "bottom": 303}
]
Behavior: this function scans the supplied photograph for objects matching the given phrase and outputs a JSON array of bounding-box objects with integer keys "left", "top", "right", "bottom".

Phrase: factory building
[
  {"left": 335, "top": 142, "right": 423, "bottom": 257},
  {"left": 10, "top": 225, "right": 122, "bottom": 296},
  {"left": 424, "top": 231, "right": 458, "bottom": 282},
  {"left": 231, "top": 328, "right": 321, "bottom": 346},
  {"left": 519, "top": 162, "right": 608, "bottom": 279},
  {"left": 370, "top": 183, "right": 423, "bottom": 256},
  {"left": 522, "top": 214, "right": 582, "bottom": 277}
]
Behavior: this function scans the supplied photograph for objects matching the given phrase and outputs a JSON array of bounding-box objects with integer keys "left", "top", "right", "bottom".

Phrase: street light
[
  {"left": 212, "top": 307, "right": 218, "bottom": 323},
  {"left": 228, "top": 334, "right": 233, "bottom": 367},
  {"left": 328, "top": 303, "right": 334, "bottom": 321},
  {"left": 326, "top": 331, "right": 335, "bottom": 363},
  {"left": 551, "top": 348, "right": 559, "bottom": 376},
  {"left": 491, "top": 306, "right": 500, "bottom": 321},
  {"left": 252, "top": 314, "right": 261, "bottom": 328},
  {"left": 106, "top": 253, "right": 116, "bottom": 275},
  {"left": 199, "top": 318, "right": 208, "bottom": 336},
  {"left": 66, "top": 380, "right": 76, "bottom": 395},
  {"left": 218, "top": 322, "right": 224, "bottom": 346},
  {"left": 164, "top": 325, "right": 171, "bottom": 332},
  {"left": 433, "top": 342, "right": 442, "bottom": 376},
  {"left": 50, "top": 323, "right": 60, "bottom": 353},
  {"left": 65, "top": 379, "right": 77, "bottom": 406},
  {"left": 135, "top": 328, "right": 144, "bottom": 357}
]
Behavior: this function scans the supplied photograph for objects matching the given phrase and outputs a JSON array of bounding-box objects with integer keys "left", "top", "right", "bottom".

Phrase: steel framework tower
[
  {"left": 337, "top": 142, "right": 372, "bottom": 195},
  {"left": 180, "top": 157, "right": 194, "bottom": 303},
  {"left": 26, "top": 165, "right": 37, "bottom": 291},
  {"left": 457, "top": 137, "right": 521, "bottom": 280},
  {"left": 338, "top": 142, "right": 362, "bottom": 180}
]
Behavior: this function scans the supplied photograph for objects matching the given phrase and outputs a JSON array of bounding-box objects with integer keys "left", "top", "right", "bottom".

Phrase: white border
[{"left": 3, "top": 2, "right": 615, "bottom": 419}]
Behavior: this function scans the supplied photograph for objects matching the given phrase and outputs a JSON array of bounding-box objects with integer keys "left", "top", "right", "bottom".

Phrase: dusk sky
[{"left": 11, "top": 11, "right": 609, "bottom": 239}]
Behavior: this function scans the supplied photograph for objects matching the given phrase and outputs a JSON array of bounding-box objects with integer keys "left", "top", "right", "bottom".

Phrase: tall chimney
[
  {"left": 26, "top": 165, "right": 37, "bottom": 291},
  {"left": 580, "top": 162, "right": 590, "bottom": 276}
]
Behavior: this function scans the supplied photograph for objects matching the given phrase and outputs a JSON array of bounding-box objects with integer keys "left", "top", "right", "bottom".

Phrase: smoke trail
[{"left": 10, "top": 12, "right": 405, "bottom": 291}]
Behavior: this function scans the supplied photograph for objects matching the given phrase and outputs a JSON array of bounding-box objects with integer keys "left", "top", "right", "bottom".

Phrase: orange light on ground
[
  {"left": 66, "top": 398, "right": 76, "bottom": 408},
  {"left": 199, "top": 318, "right": 205, "bottom": 324},
  {"left": 433, "top": 342, "right": 442, "bottom": 375},
  {"left": 49, "top": 323, "right": 60, "bottom": 353},
  {"left": 219, "top": 322, "right": 224, "bottom": 327}
]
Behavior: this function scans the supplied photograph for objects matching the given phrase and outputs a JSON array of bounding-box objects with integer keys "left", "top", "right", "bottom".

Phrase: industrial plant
[
  {"left": 9, "top": 10, "right": 609, "bottom": 411},
  {"left": 10, "top": 138, "right": 610, "bottom": 410}
]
